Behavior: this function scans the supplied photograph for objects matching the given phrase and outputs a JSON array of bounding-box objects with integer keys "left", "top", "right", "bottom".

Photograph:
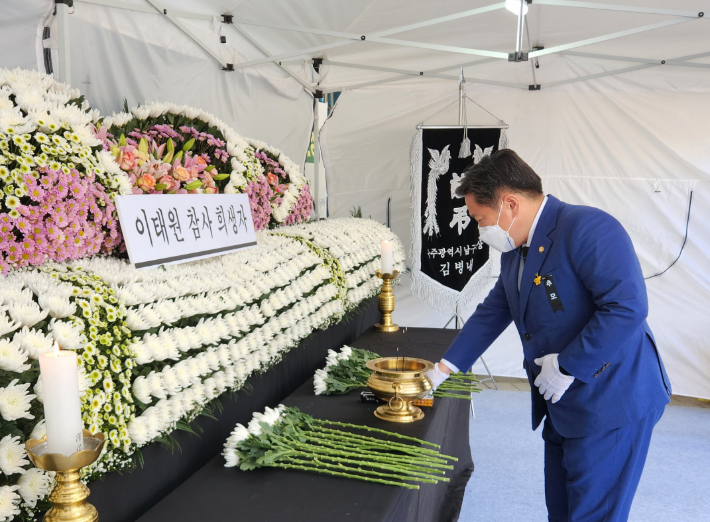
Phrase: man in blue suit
[{"left": 425, "top": 150, "right": 671, "bottom": 522}]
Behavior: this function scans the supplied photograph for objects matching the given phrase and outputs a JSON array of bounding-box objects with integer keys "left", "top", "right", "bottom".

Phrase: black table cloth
[
  {"left": 89, "top": 299, "right": 380, "bottom": 522},
  {"left": 137, "top": 327, "right": 472, "bottom": 522}
]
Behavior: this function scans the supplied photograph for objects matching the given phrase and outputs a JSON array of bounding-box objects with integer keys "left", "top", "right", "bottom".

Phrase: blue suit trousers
[{"left": 542, "top": 407, "right": 664, "bottom": 522}]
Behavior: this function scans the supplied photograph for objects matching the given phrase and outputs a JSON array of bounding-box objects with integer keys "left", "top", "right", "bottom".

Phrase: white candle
[
  {"left": 38, "top": 343, "right": 84, "bottom": 456},
  {"left": 381, "top": 240, "right": 394, "bottom": 275}
]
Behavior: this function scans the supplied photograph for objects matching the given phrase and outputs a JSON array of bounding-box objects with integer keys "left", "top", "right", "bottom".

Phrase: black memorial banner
[{"left": 410, "top": 126, "right": 507, "bottom": 315}]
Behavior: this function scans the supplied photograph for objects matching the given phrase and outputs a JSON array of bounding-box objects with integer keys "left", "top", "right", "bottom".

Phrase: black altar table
[{"left": 137, "top": 327, "right": 472, "bottom": 522}]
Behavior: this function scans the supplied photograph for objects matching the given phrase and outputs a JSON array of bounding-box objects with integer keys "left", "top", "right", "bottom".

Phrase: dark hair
[{"left": 455, "top": 149, "right": 543, "bottom": 207}]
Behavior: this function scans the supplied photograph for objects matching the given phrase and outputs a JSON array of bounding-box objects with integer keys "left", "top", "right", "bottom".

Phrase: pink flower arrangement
[
  {"left": 101, "top": 124, "right": 229, "bottom": 195},
  {"left": 244, "top": 176, "right": 273, "bottom": 230},
  {"left": 0, "top": 168, "right": 122, "bottom": 274},
  {"left": 283, "top": 184, "right": 314, "bottom": 226}
]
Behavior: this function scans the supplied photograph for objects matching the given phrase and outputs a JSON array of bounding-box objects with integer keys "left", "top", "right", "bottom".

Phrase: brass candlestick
[
  {"left": 25, "top": 430, "right": 105, "bottom": 522},
  {"left": 375, "top": 269, "right": 399, "bottom": 332}
]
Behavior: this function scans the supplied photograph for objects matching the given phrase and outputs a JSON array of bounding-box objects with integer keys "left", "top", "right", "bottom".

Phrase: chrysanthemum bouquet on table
[
  {"left": 313, "top": 346, "right": 482, "bottom": 399},
  {"left": 313, "top": 346, "right": 379, "bottom": 395},
  {"left": 223, "top": 405, "right": 457, "bottom": 489},
  {"left": 0, "top": 68, "right": 130, "bottom": 272}
]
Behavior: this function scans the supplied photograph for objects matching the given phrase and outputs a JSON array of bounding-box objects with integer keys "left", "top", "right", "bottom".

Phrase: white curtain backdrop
[{"left": 322, "top": 69, "right": 710, "bottom": 399}]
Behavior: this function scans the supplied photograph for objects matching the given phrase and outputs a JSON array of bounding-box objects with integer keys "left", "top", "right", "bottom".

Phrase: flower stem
[
  {"left": 311, "top": 420, "right": 440, "bottom": 448},
  {"left": 290, "top": 436, "right": 452, "bottom": 470},
  {"left": 274, "top": 461, "right": 420, "bottom": 489},
  {"left": 286, "top": 454, "right": 446, "bottom": 483},
  {"left": 310, "top": 426, "right": 446, "bottom": 458}
]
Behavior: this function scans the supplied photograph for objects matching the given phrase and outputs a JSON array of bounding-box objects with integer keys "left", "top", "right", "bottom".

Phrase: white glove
[
  {"left": 425, "top": 363, "right": 450, "bottom": 392},
  {"left": 533, "top": 354, "right": 575, "bottom": 404}
]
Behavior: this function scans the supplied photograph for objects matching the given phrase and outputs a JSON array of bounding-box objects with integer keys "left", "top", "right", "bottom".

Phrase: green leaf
[
  {"left": 118, "top": 134, "right": 127, "bottom": 147},
  {"left": 213, "top": 174, "right": 229, "bottom": 180},
  {"left": 154, "top": 183, "right": 167, "bottom": 191},
  {"left": 184, "top": 180, "right": 203, "bottom": 190},
  {"left": 205, "top": 165, "right": 216, "bottom": 171},
  {"left": 173, "top": 150, "right": 184, "bottom": 163}
]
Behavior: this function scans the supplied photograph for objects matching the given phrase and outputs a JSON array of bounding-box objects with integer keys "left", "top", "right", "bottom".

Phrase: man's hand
[
  {"left": 425, "top": 362, "right": 451, "bottom": 391},
  {"left": 533, "top": 354, "right": 575, "bottom": 404}
]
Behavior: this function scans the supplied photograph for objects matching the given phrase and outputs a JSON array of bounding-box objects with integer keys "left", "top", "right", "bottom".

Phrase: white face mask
[{"left": 479, "top": 201, "right": 517, "bottom": 253}]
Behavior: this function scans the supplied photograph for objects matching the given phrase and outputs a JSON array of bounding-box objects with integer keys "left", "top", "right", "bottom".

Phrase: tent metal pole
[
  {"left": 372, "top": 3, "right": 506, "bottom": 36},
  {"left": 515, "top": 0, "right": 525, "bottom": 56},
  {"left": 230, "top": 24, "right": 314, "bottom": 92},
  {"left": 544, "top": 63, "right": 658, "bottom": 88},
  {"left": 367, "top": 37, "right": 509, "bottom": 59},
  {"left": 322, "top": 60, "right": 499, "bottom": 82},
  {"left": 313, "top": 96, "right": 323, "bottom": 220},
  {"left": 77, "top": 0, "right": 212, "bottom": 19},
  {"left": 144, "top": 0, "right": 228, "bottom": 68},
  {"left": 232, "top": 40, "right": 356, "bottom": 70},
  {"left": 533, "top": 0, "right": 702, "bottom": 18},
  {"left": 525, "top": 16, "right": 538, "bottom": 87},
  {"left": 561, "top": 50, "right": 710, "bottom": 69},
  {"left": 56, "top": 1, "right": 71, "bottom": 85},
  {"left": 530, "top": 17, "right": 696, "bottom": 58},
  {"left": 322, "top": 73, "right": 528, "bottom": 92}
]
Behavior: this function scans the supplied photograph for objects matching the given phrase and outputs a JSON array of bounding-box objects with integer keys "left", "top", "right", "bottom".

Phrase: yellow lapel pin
[{"left": 534, "top": 274, "right": 542, "bottom": 286}]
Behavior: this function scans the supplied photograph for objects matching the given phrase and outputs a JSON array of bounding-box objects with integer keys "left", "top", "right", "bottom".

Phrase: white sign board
[{"left": 115, "top": 194, "right": 257, "bottom": 269}]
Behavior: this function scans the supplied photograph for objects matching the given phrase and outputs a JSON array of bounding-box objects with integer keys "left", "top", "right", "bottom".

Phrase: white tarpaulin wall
[
  {"left": 322, "top": 76, "right": 710, "bottom": 400},
  {"left": 1, "top": 0, "right": 709, "bottom": 398}
]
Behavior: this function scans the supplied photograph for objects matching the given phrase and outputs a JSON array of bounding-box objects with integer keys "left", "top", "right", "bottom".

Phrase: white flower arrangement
[
  {"left": 0, "top": 216, "right": 403, "bottom": 521},
  {"left": 0, "top": 67, "right": 130, "bottom": 192}
]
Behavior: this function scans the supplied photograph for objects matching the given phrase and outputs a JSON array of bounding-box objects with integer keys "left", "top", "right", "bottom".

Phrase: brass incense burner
[
  {"left": 25, "top": 430, "right": 105, "bottom": 522},
  {"left": 366, "top": 357, "right": 434, "bottom": 423}
]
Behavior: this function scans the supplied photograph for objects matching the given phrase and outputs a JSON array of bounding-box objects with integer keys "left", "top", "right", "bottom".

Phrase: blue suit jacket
[{"left": 442, "top": 195, "right": 671, "bottom": 438}]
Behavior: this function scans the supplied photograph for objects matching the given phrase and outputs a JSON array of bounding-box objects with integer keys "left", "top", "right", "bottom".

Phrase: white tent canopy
[{"left": 3, "top": 0, "right": 710, "bottom": 398}]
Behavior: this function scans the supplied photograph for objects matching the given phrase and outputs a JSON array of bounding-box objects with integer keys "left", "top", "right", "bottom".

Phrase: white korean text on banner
[
  {"left": 115, "top": 194, "right": 257, "bottom": 269},
  {"left": 410, "top": 126, "right": 507, "bottom": 315}
]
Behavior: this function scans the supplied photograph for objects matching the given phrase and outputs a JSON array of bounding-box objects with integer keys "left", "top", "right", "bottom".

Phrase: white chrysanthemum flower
[
  {"left": 325, "top": 349, "right": 339, "bottom": 368},
  {"left": 171, "top": 327, "right": 192, "bottom": 352},
  {"left": 124, "top": 309, "right": 151, "bottom": 331},
  {"left": 173, "top": 362, "right": 192, "bottom": 388},
  {"left": 127, "top": 417, "right": 150, "bottom": 447},
  {"left": 0, "top": 338, "right": 30, "bottom": 373},
  {"left": 0, "top": 309, "right": 21, "bottom": 337},
  {"left": 130, "top": 339, "right": 151, "bottom": 365},
  {"left": 313, "top": 368, "right": 328, "bottom": 396},
  {"left": 225, "top": 423, "right": 250, "bottom": 449},
  {"left": 160, "top": 366, "right": 181, "bottom": 395},
  {"left": 339, "top": 346, "right": 352, "bottom": 360},
  {"left": 17, "top": 468, "right": 52, "bottom": 508},
  {"left": 0, "top": 485, "right": 21, "bottom": 522},
  {"left": 29, "top": 420, "right": 46, "bottom": 441},
  {"left": 0, "top": 379, "right": 34, "bottom": 421},
  {"left": 0, "top": 434, "right": 29, "bottom": 475},
  {"left": 131, "top": 376, "right": 152, "bottom": 405},
  {"left": 33, "top": 377, "right": 43, "bottom": 405},
  {"left": 146, "top": 371, "right": 166, "bottom": 399},
  {"left": 38, "top": 294, "right": 76, "bottom": 319},
  {"left": 223, "top": 451, "right": 239, "bottom": 468},
  {"left": 7, "top": 301, "right": 48, "bottom": 328},
  {"left": 14, "top": 327, "right": 54, "bottom": 359}
]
